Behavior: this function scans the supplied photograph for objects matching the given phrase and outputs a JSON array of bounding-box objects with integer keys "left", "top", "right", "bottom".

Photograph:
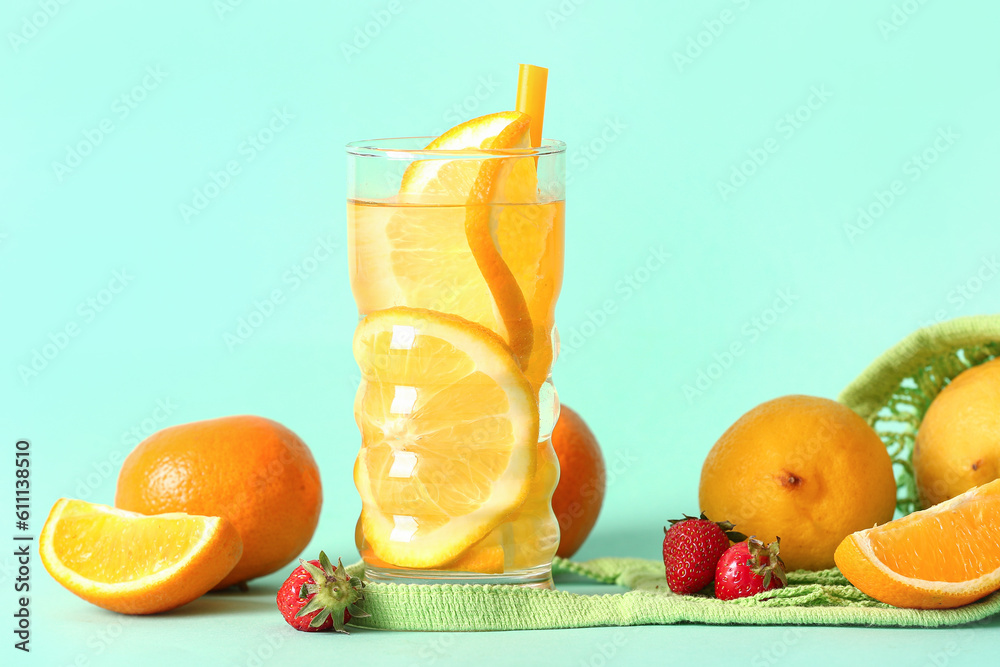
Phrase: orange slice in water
[
  {"left": 352, "top": 111, "right": 548, "bottom": 370},
  {"left": 352, "top": 307, "right": 539, "bottom": 569}
]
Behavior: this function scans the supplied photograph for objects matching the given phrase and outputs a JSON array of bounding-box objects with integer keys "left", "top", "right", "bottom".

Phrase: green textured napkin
[
  {"left": 346, "top": 315, "right": 1000, "bottom": 632},
  {"left": 345, "top": 557, "right": 1000, "bottom": 631}
]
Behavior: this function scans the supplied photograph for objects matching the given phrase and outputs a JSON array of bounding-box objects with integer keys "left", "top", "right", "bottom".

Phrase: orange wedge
[
  {"left": 835, "top": 478, "right": 1000, "bottom": 608},
  {"left": 353, "top": 306, "right": 539, "bottom": 569},
  {"left": 40, "top": 498, "right": 243, "bottom": 614}
]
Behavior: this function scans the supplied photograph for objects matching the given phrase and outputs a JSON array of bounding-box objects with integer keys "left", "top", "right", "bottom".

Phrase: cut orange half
[
  {"left": 353, "top": 307, "right": 539, "bottom": 568},
  {"left": 40, "top": 498, "right": 243, "bottom": 614},
  {"left": 835, "top": 478, "right": 1000, "bottom": 608}
]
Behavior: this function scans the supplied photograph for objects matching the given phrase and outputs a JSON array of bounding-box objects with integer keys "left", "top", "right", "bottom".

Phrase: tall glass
[{"left": 347, "top": 137, "right": 565, "bottom": 587}]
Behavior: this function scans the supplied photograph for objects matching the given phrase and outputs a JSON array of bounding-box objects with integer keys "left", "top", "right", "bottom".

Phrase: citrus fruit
[
  {"left": 699, "top": 395, "right": 897, "bottom": 571},
  {"left": 349, "top": 111, "right": 560, "bottom": 382},
  {"left": 40, "top": 498, "right": 242, "bottom": 614},
  {"left": 359, "top": 438, "right": 560, "bottom": 575},
  {"left": 364, "top": 532, "right": 508, "bottom": 575},
  {"left": 550, "top": 405, "right": 605, "bottom": 558},
  {"left": 115, "top": 415, "right": 322, "bottom": 589},
  {"left": 497, "top": 195, "right": 563, "bottom": 391},
  {"left": 353, "top": 306, "right": 539, "bottom": 569},
  {"left": 914, "top": 357, "right": 1000, "bottom": 508},
  {"left": 835, "top": 478, "right": 1000, "bottom": 608}
]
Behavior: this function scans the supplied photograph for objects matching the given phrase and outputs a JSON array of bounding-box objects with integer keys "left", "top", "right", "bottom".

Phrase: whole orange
[
  {"left": 115, "top": 415, "right": 322, "bottom": 589},
  {"left": 699, "top": 395, "right": 896, "bottom": 571},
  {"left": 550, "top": 405, "right": 605, "bottom": 558},
  {"left": 914, "top": 357, "right": 1000, "bottom": 508}
]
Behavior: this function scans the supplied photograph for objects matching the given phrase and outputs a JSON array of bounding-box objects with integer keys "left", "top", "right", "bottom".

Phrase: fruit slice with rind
[
  {"left": 834, "top": 478, "right": 1000, "bottom": 609},
  {"left": 39, "top": 498, "right": 243, "bottom": 614},
  {"left": 396, "top": 111, "right": 535, "bottom": 368},
  {"left": 353, "top": 306, "right": 539, "bottom": 569}
]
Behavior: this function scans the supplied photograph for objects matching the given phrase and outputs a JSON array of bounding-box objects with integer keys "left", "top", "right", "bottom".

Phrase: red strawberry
[
  {"left": 276, "top": 552, "right": 368, "bottom": 633},
  {"left": 714, "top": 536, "right": 788, "bottom": 601},
  {"left": 663, "top": 513, "right": 746, "bottom": 594}
]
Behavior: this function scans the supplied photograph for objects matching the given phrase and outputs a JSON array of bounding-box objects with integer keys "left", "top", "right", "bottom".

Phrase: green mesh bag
[
  {"left": 346, "top": 315, "right": 1000, "bottom": 631},
  {"left": 838, "top": 314, "right": 1000, "bottom": 514}
]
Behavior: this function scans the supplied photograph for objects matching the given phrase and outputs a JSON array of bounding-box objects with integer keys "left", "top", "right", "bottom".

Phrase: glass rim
[{"left": 345, "top": 137, "right": 566, "bottom": 159}]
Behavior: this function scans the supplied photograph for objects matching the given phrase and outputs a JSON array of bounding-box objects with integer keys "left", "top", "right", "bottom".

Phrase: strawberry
[
  {"left": 714, "top": 536, "right": 788, "bottom": 601},
  {"left": 276, "top": 552, "right": 368, "bottom": 633},
  {"left": 662, "top": 513, "right": 746, "bottom": 594}
]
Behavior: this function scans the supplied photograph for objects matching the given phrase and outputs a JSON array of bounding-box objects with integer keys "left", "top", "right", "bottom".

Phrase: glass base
[{"left": 364, "top": 563, "right": 553, "bottom": 589}]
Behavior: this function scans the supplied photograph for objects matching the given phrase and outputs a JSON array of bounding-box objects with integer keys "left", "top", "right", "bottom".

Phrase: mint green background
[{"left": 3, "top": 0, "right": 999, "bottom": 664}]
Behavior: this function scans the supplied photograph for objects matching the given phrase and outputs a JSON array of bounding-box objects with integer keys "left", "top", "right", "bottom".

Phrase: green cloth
[
  {"left": 347, "top": 315, "right": 1000, "bottom": 631},
  {"left": 346, "top": 557, "right": 1000, "bottom": 631}
]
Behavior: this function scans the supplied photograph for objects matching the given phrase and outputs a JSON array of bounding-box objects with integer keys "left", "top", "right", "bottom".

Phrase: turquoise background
[{"left": 3, "top": 0, "right": 999, "bottom": 664}]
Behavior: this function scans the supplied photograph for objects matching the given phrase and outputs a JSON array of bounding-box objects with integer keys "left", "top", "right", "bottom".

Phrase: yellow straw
[{"left": 516, "top": 64, "right": 548, "bottom": 148}]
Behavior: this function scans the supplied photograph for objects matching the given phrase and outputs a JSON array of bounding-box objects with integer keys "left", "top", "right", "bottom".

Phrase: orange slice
[
  {"left": 352, "top": 307, "right": 539, "bottom": 568},
  {"left": 352, "top": 112, "right": 543, "bottom": 368},
  {"left": 413, "top": 113, "right": 561, "bottom": 384},
  {"left": 355, "top": 442, "right": 557, "bottom": 575},
  {"left": 497, "top": 196, "right": 563, "bottom": 390},
  {"left": 834, "top": 479, "right": 1000, "bottom": 608},
  {"left": 40, "top": 498, "right": 243, "bottom": 614},
  {"left": 363, "top": 528, "right": 507, "bottom": 575},
  {"left": 398, "top": 111, "right": 532, "bottom": 196}
]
